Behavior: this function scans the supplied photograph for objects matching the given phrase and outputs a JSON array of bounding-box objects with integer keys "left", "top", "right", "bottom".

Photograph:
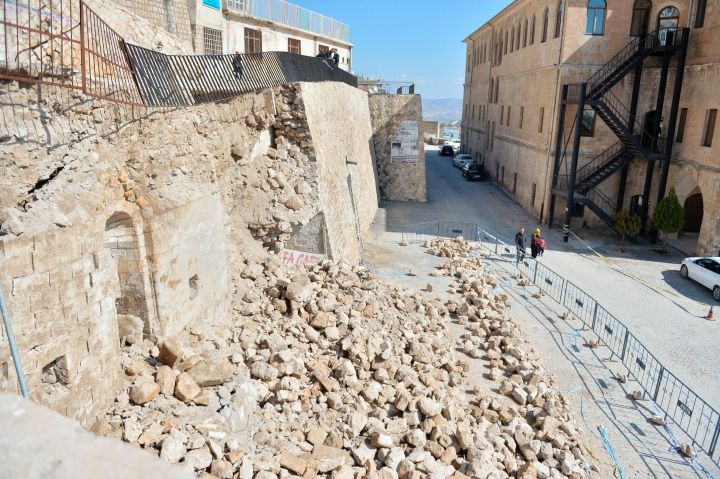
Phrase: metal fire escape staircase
[{"left": 552, "top": 27, "right": 687, "bottom": 229}]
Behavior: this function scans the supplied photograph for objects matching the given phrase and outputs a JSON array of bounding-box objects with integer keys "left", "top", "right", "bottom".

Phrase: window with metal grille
[
  {"left": 244, "top": 28, "right": 262, "bottom": 53},
  {"left": 202, "top": 27, "right": 223, "bottom": 55},
  {"left": 676, "top": 108, "right": 687, "bottom": 143},
  {"left": 288, "top": 38, "right": 301, "bottom": 54},
  {"left": 227, "top": 0, "right": 246, "bottom": 11},
  {"left": 702, "top": 109, "right": 717, "bottom": 147}
]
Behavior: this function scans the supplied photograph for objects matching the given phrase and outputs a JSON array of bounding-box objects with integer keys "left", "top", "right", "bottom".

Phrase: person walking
[
  {"left": 531, "top": 228, "right": 541, "bottom": 258},
  {"left": 515, "top": 227, "right": 526, "bottom": 262},
  {"left": 231, "top": 51, "right": 243, "bottom": 79}
]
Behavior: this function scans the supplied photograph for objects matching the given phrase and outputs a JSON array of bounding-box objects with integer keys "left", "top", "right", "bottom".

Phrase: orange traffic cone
[{"left": 706, "top": 306, "right": 714, "bottom": 320}]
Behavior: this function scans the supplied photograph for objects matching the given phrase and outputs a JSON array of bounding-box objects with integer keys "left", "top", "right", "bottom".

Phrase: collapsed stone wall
[
  {"left": 369, "top": 94, "right": 428, "bottom": 203},
  {"left": 0, "top": 80, "right": 378, "bottom": 426}
]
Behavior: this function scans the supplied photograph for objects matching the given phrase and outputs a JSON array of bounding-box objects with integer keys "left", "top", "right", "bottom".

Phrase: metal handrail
[
  {"left": 225, "top": 0, "right": 350, "bottom": 43},
  {"left": 587, "top": 27, "right": 685, "bottom": 97},
  {"left": 0, "top": 286, "right": 29, "bottom": 399},
  {"left": 575, "top": 141, "right": 626, "bottom": 186},
  {"left": 586, "top": 188, "right": 618, "bottom": 220}
]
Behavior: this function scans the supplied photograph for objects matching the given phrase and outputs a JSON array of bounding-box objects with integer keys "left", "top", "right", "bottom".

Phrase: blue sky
[{"left": 297, "top": 0, "right": 509, "bottom": 99}]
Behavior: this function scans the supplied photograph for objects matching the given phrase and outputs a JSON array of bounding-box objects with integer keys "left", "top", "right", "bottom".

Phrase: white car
[
  {"left": 453, "top": 154, "right": 473, "bottom": 168},
  {"left": 680, "top": 257, "right": 720, "bottom": 301},
  {"left": 451, "top": 139, "right": 462, "bottom": 150}
]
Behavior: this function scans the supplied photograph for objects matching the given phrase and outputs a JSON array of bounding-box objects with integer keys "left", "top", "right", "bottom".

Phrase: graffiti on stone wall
[
  {"left": 279, "top": 249, "right": 325, "bottom": 267},
  {"left": 390, "top": 120, "right": 419, "bottom": 164}
]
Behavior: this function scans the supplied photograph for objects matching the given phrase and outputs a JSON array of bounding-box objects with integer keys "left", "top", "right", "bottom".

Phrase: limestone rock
[
  {"left": 175, "top": 372, "right": 201, "bottom": 402},
  {"left": 129, "top": 380, "right": 160, "bottom": 405}
]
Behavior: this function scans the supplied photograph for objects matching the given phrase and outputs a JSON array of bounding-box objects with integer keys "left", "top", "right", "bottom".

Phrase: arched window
[
  {"left": 586, "top": 0, "right": 606, "bottom": 35},
  {"left": 504, "top": 30, "right": 509, "bottom": 54},
  {"left": 530, "top": 15, "right": 536, "bottom": 44},
  {"left": 630, "top": 0, "right": 651, "bottom": 36},
  {"left": 510, "top": 27, "right": 515, "bottom": 52},
  {"left": 516, "top": 22, "right": 521, "bottom": 49},
  {"left": 554, "top": 1, "right": 563, "bottom": 38},
  {"left": 657, "top": 6, "right": 680, "bottom": 29},
  {"left": 541, "top": 8, "right": 549, "bottom": 42},
  {"left": 523, "top": 19, "right": 528, "bottom": 47}
]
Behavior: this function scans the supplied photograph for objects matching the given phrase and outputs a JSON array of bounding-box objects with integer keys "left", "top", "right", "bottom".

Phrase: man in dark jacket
[{"left": 515, "top": 227, "right": 526, "bottom": 262}]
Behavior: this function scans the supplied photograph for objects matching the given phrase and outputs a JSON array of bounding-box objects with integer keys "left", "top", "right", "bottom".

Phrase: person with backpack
[{"left": 531, "top": 228, "right": 547, "bottom": 258}]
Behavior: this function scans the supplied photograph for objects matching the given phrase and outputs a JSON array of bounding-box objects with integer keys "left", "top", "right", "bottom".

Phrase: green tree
[
  {"left": 653, "top": 187, "right": 685, "bottom": 247},
  {"left": 615, "top": 209, "right": 641, "bottom": 242}
]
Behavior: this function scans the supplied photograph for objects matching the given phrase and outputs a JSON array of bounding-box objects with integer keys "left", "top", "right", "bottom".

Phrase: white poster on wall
[{"left": 391, "top": 120, "right": 419, "bottom": 164}]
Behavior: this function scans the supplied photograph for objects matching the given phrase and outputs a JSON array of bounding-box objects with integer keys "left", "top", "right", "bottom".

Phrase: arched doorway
[
  {"left": 105, "top": 212, "right": 149, "bottom": 342},
  {"left": 657, "top": 6, "right": 679, "bottom": 44},
  {"left": 630, "top": 0, "right": 652, "bottom": 36},
  {"left": 684, "top": 190, "right": 703, "bottom": 233},
  {"left": 642, "top": 110, "right": 657, "bottom": 149}
]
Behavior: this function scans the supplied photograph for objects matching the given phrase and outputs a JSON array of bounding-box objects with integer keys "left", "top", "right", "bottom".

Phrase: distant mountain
[{"left": 422, "top": 98, "right": 463, "bottom": 123}]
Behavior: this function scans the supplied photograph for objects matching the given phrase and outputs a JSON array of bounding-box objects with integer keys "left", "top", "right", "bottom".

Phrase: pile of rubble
[
  {"left": 99, "top": 241, "right": 596, "bottom": 478},
  {"left": 423, "top": 238, "right": 473, "bottom": 258},
  {"left": 239, "top": 85, "right": 321, "bottom": 253}
]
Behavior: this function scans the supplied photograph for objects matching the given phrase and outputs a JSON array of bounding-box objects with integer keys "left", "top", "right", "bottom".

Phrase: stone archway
[
  {"left": 683, "top": 189, "right": 703, "bottom": 233},
  {"left": 105, "top": 212, "right": 149, "bottom": 344}
]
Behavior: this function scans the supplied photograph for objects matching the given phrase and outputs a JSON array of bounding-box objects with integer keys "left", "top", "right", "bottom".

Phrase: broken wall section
[
  {"left": 0, "top": 80, "right": 380, "bottom": 427},
  {"left": 368, "top": 94, "right": 427, "bottom": 203}
]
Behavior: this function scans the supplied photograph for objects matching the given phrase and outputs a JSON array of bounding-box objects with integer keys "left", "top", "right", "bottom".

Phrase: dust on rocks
[{"left": 99, "top": 236, "right": 596, "bottom": 478}]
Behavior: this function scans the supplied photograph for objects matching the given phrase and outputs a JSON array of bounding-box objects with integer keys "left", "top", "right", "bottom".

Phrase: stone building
[
  {"left": 191, "top": 0, "right": 353, "bottom": 70},
  {"left": 462, "top": 0, "right": 720, "bottom": 255}
]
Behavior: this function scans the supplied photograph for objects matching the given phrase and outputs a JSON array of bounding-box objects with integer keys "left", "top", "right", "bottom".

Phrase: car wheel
[
  {"left": 714, "top": 286, "right": 720, "bottom": 302},
  {"left": 680, "top": 265, "right": 689, "bottom": 279}
]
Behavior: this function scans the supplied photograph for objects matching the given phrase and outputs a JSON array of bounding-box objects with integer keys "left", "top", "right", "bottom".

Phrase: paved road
[
  {"left": 383, "top": 146, "right": 720, "bottom": 411},
  {"left": 368, "top": 145, "right": 720, "bottom": 477}
]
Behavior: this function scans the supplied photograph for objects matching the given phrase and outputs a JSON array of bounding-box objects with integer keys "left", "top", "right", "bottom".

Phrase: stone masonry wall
[
  {"left": 302, "top": 81, "right": 379, "bottom": 263},
  {"left": 368, "top": 94, "right": 427, "bottom": 203},
  {"left": 0, "top": 79, "right": 380, "bottom": 425}
]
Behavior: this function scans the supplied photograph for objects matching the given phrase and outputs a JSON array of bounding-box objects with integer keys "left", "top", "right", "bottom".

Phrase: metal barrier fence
[
  {"left": 358, "top": 80, "right": 415, "bottom": 95},
  {"left": 1, "top": 0, "right": 357, "bottom": 107},
  {"left": 400, "top": 220, "right": 720, "bottom": 466}
]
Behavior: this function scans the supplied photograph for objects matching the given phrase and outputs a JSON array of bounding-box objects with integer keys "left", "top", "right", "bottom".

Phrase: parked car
[
  {"left": 462, "top": 163, "right": 485, "bottom": 181},
  {"left": 453, "top": 154, "right": 473, "bottom": 168},
  {"left": 680, "top": 257, "right": 720, "bottom": 300},
  {"left": 451, "top": 139, "right": 462, "bottom": 150},
  {"left": 440, "top": 145, "right": 455, "bottom": 156}
]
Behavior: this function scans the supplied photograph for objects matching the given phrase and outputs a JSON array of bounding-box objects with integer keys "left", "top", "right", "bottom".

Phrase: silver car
[
  {"left": 680, "top": 257, "right": 720, "bottom": 301},
  {"left": 453, "top": 154, "right": 473, "bottom": 168}
]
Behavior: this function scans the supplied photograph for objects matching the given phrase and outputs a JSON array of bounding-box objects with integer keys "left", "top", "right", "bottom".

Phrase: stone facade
[
  {"left": 462, "top": 0, "right": 720, "bottom": 254},
  {"left": 191, "top": 1, "right": 353, "bottom": 70},
  {"left": 369, "top": 94, "right": 428, "bottom": 203},
  {"left": 0, "top": 79, "right": 379, "bottom": 425}
]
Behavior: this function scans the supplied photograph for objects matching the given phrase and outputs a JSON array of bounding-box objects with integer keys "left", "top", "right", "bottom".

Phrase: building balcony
[{"left": 223, "top": 0, "right": 350, "bottom": 44}]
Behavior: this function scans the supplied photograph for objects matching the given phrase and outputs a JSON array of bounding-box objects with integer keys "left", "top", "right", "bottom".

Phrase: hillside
[{"left": 422, "top": 98, "right": 462, "bottom": 123}]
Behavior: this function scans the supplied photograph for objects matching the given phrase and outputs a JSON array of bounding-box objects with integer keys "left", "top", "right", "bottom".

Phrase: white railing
[{"left": 224, "top": 0, "right": 350, "bottom": 43}]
